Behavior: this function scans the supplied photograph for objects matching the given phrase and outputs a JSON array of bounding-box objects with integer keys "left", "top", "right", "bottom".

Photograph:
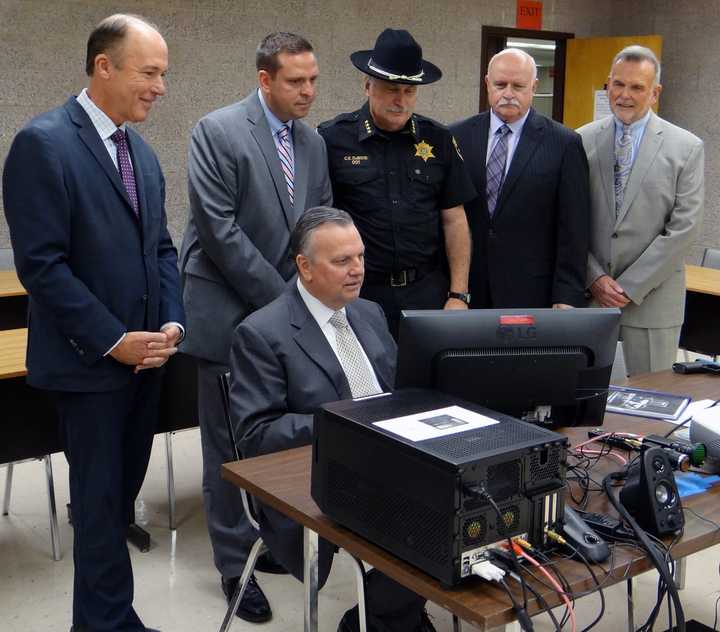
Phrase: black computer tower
[{"left": 311, "top": 388, "right": 568, "bottom": 586}]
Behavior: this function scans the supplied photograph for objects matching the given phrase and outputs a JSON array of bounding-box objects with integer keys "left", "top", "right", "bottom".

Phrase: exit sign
[{"left": 517, "top": 0, "right": 543, "bottom": 30}]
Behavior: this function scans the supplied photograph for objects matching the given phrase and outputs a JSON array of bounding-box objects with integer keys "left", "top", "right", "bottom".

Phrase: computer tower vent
[
  {"left": 529, "top": 446, "right": 562, "bottom": 483},
  {"left": 422, "top": 422, "right": 549, "bottom": 460},
  {"left": 487, "top": 460, "right": 522, "bottom": 501},
  {"left": 326, "top": 460, "right": 451, "bottom": 565},
  {"left": 497, "top": 504, "right": 521, "bottom": 534},
  {"left": 462, "top": 515, "right": 487, "bottom": 546}
]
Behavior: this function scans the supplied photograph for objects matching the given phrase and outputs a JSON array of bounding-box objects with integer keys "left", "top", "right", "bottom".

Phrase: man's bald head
[
  {"left": 485, "top": 48, "right": 538, "bottom": 123},
  {"left": 86, "top": 13, "right": 160, "bottom": 76}
]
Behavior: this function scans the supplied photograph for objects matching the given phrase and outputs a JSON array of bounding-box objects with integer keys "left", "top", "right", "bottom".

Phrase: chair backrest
[
  {"left": 0, "top": 248, "right": 15, "bottom": 270},
  {"left": 218, "top": 372, "right": 260, "bottom": 530},
  {"left": 701, "top": 247, "right": 720, "bottom": 270}
]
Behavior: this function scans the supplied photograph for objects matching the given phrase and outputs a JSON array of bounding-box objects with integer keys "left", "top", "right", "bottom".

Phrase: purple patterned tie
[
  {"left": 486, "top": 124, "right": 511, "bottom": 216},
  {"left": 111, "top": 129, "right": 139, "bottom": 216}
]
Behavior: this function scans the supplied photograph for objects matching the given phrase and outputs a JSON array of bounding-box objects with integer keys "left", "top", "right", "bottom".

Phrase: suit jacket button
[
  {"left": 612, "top": 232, "right": 618, "bottom": 238},
  {"left": 142, "top": 294, "right": 148, "bottom": 302}
]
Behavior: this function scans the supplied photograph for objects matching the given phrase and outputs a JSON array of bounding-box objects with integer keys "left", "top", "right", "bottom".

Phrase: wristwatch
[{"left": 447, "top": 291, "right": 471, "bottom": 305}]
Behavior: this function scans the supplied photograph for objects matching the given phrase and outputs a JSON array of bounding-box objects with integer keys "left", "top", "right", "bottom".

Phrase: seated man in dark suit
[{"left": 229, "top": 206, "right": 435, "bottom": 632}]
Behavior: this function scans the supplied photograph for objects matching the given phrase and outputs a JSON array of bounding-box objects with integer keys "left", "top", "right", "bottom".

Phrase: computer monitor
[{"left": 396, "top": 307, "right": 621, "bottom": 426}]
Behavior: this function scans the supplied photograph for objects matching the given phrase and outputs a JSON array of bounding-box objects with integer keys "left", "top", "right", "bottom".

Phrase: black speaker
[{"left": 619, "top": 447, "right": 684, "bottom": 536}]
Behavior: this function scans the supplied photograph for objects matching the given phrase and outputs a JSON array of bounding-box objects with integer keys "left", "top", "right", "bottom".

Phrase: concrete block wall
[{"left": 0, "top": 0, "right": 715, "bottom": 262}]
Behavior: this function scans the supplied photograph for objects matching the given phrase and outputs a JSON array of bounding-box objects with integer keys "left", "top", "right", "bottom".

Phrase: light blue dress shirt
[
  {"left": 613, "top": 110, "right": 651, "bottom": 166},
  {"left": 258, "top": 89, "right": 294, "bottom": 164},
  {"left": 486, "top": 109, "right": 531, "bottom": 176}
]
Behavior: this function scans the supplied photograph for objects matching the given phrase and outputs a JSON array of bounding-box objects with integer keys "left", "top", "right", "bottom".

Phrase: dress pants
[
  {"left": 620, "top": 325, "right": 682, "bottom": 376},
  {"left": 360, "top": 269, "right": 449, "bottom": 340},
  {"left": 197, "top": 358, "right": 256, "bottom": 579},
  {"left": 54, "top": 370, "right": 162, "bottom": 632}
]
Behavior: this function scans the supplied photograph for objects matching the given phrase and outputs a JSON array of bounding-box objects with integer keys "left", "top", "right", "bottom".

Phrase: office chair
[
  {"left": 216, "top": 372, "right": 369, "bottom": 632},
  {"left": 701, "top": 247, "right": 720, "bottom": 270}
]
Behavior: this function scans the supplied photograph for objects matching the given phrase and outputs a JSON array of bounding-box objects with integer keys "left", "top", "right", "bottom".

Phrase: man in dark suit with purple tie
[
  {"left": 3, "top": 14, "right": 184, "bottom": 632},
  {"left": 450, "top": 48, "right": 590, "bottom": 310}
]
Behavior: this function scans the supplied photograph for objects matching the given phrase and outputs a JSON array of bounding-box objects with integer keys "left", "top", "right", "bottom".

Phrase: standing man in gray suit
[
  {"left": 179, "top": 32, "right": 332, "bottom": 622},
  {"left": 578, "top": 46, "right": 704, "bottom": 375}
]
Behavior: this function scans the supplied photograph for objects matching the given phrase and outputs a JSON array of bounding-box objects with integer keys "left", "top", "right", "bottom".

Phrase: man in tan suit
[{"left": 578, "top": 46, "right": 704, "bottom": 375}]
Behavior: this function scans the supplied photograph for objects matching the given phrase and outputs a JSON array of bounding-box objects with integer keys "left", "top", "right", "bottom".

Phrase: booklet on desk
[{"left": 605, "top": 385, "right": 691, "bottom": 420}]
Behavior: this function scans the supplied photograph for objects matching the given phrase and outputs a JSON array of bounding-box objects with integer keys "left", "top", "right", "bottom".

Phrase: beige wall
[{"left": 0, "top": 0, "right": 715, "bottom": 262}]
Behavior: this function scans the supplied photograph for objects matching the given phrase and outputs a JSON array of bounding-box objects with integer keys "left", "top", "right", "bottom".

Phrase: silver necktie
[{"left": 329, "top": 311, "right": 380, "bottom": 398}]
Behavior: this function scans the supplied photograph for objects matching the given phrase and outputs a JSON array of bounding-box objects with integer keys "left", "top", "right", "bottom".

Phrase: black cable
[
  {"left": 602, "top": 472, "right": 686, "bottom": 632},
  {"left": 713, "top": 594, "right": 720, "bottom": 631},
  {"left": 562, "top": 541, "right": 605, "bottom": 632},
  {"left": 522, "top": 580, "right": 562, "bottom": 632},
  {"left": 684, "top": 505, "right": 720, "bottom": 531}
]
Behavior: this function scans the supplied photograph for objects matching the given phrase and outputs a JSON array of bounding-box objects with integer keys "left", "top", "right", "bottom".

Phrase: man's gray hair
[
  {"left": 290, "top": 206, "right": 354, "bottom": 259},
  {"left": 611, "top": 45, "right": 661, "bottom": 84}
]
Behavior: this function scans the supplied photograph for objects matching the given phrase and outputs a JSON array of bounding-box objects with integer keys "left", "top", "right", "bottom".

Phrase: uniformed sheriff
[{"left": 319, "top": 28, "right": 476, "bottom": 338}]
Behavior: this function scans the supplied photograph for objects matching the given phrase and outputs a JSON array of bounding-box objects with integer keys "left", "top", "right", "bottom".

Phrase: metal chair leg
[
  {"left": 344, "top": 552, "right": 368, "bottom": 632},
  {"left": 3, "top": 462, "right": 13, "bottom": 515},
  {"left": 626, "top": 577, "right": 635, "bottom": 632},
  {"left": 165, "top": 432, "right": 176, "bottom": 530},
  {"left": 218, "top": 537, "right": 268, "bottom": 632},
  {"left": 304, "top": 527, "right": 320, "bottom": 632},
  {"left": 44, "top": 455, "right": 61, "bottom": 561}
]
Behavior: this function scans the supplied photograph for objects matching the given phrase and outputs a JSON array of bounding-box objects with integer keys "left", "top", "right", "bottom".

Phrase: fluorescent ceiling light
[{"left": 507, "top": 41, "right": 556, "bottom": 50}]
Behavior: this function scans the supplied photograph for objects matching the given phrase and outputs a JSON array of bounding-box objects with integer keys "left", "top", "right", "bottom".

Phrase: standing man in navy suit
[
  {"left": 3, "top": 14, "right": 184, "bottom": 632},
  {"left": 451, "top": 48, "right": 590, "bottom": 309}
]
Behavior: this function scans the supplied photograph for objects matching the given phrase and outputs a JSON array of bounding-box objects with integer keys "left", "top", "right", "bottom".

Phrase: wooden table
[
  {"left": 0, "top": 269, "right": 27, "bottom": 330},
  {"left": 680, "top": 264, "right": 720, "bottom": 357},
  {"left": 223, "top": 371, "right": 720, "bottom": 631}
]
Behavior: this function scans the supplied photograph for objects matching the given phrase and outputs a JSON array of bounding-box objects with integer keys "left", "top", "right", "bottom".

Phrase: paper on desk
[
  {"left": 373, "top": 405, "right": 499, "bottom": 442},
  {"left": 673, "top": 399, "right": 716, "bottom": 425}
]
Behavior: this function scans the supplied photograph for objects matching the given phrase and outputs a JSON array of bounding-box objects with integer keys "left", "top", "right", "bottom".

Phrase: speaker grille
[
  {"left": 422, "top": 422, "right": 548, "bottom": 460},
  {"left": 326, "top": 460, "right": 451, "bottom": 565},
  {"left": 529, "top": 446, "right": 562, "bottom": 483},
  {"left": 443, "top": 345, "right": 585, "bottom": 358}
]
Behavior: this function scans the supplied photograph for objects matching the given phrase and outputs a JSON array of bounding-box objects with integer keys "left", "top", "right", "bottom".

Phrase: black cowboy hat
[{"left": 350, "top": 29, "right": 442, "bottom": 85}]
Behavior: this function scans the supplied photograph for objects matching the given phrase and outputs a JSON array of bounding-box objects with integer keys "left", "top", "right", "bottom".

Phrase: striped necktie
[
  {"left": 277, "top": 125, "right": 295, "bottom": 205},
  {"left": 486, "top": 124, "right": 511, "bottom": 216}
]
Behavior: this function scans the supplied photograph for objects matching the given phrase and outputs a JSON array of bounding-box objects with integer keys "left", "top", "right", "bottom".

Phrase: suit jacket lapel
[
  {"left": 291, "top": 124, "right": 309, "bottom": 220},
  {"left": 289, "top": 289, "right": 350, "bottom": 399},
  {"left": 246, "top": 93, "right": 294, "bottom": 229},
  {"left": 494, "top": 109, "right": 543, "bottom": 220},
  {"left": 595, "top": 117, "right": 616, "bottom": 224},
  {"left": 67, "top": 99, "right": 136, "bottom": 216},
  {"left": 616, "top": 113, "right": 663, "bottom": 226},
  {"left": 474, "top": 113, "right": 490, "bottom": 212},
  {"left": 347, "top": 305, "right": 394, "bottom": 391}
]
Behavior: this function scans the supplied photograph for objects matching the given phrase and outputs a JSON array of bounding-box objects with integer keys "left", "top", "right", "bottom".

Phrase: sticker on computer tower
[{"left": 373, "top": 405, "right": 499, "bottom": 442}]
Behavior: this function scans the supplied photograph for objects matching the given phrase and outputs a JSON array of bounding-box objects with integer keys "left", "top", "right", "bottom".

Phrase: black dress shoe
[
  {"left": 221, "top": 574, "right": 272, "bottom": 623},
  {"left": 254, "top": 550, "right": 289, "bottom": 575},
  {"left": 337, "top": 606, "right": 437, "bottom": 632}
]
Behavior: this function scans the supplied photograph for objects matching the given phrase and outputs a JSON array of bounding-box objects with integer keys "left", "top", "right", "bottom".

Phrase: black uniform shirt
[{"left": 318, "top": 102, "right": 475, "bottom": 274}]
